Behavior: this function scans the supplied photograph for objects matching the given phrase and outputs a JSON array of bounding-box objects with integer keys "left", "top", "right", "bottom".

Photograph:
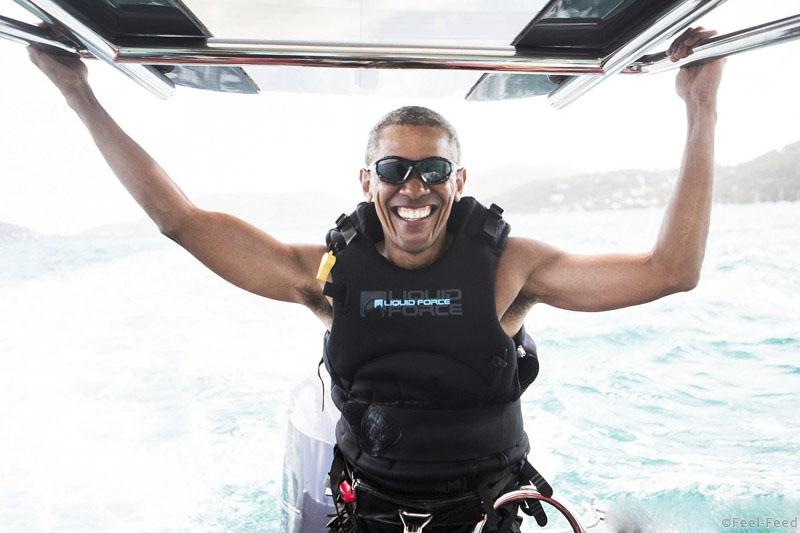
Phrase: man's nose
[{"left": 399, "top": 172, "right": 429, "bottom": 198}]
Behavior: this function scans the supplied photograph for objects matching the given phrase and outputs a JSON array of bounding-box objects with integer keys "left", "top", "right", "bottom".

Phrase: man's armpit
[
  {"left": 502, "top": 291, "right": 537, "bottom": 324},
  {"left": 297, "top": 283, "right": 332, "bottom": 318}
]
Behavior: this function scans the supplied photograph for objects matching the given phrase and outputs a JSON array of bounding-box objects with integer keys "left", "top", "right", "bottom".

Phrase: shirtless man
[{"left": 28, "top": 26, "right": 723, "bottom": 532}]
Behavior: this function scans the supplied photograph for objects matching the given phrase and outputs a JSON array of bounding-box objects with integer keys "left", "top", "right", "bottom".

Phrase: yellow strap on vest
[{"left": 316, "top": 251, "right": 337, "bottom": 282}]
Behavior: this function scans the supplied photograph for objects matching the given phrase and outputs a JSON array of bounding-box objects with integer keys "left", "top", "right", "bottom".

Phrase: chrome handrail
[
  {"left": 115, "top": 40, "right": 603, "bottom": 75},
  {"left": 12, "top": 0, "right": 174, "bottom": 98},
  {"left": 548, "top": 0, "right": 728, "bottom": 109},
  {"left": 0, "top": 14, "right": 77, "bottom": 53},
  {"left": 624, "top": 13, "right": 800, "bottom": 74}
]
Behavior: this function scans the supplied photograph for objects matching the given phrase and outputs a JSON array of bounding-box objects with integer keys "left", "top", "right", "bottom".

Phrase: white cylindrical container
[{"left": 280, "top": 372, "right": 340, "bottom": 533}]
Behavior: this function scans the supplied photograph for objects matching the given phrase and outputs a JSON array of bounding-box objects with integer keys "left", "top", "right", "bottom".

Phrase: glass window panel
[
  {"left": 184, "top": 0, "right": 551, "bottom": 45},
  {"left": 541, "top": 0, "right": 631, "bottom": 20},
  {"left": 244, "top": 65, "right": 484, "bottom": 99}
]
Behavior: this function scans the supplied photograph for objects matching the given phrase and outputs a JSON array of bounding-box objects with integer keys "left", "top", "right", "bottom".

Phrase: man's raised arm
[
  {"left": 28, "top": 49, "right": 328, "bottom": 319},
  {"left": 504, "top": 27, "right": 724, "bottom": 313}
]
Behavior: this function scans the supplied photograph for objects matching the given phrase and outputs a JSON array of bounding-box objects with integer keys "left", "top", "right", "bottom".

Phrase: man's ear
[
  {"left": 454, "top": 167, "right": 467, "bottom": 202},
  {"left": 359, "top": 168, "right": 373, "bottom": 201}
]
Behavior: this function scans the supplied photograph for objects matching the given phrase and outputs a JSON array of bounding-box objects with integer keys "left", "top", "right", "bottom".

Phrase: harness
[{"left": 319, "top": 198, "right": 551, "bottom": 531}]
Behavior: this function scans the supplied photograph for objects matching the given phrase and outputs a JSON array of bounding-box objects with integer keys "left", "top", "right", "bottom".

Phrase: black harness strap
[
  {"left": 327, "top": 452, "right": 555, "bottom": 532},
  {"left": 521, "top": 460, "right": 552, "bottom": 497},
  {"left": 327, "top": 446, "right": 367, "bottom": 533},
  {"left": 476, "top": 481, "right": 499, "bottom": 531},
  {"left": 517, "top": 460, "right": 552, "bottom": 527},
  {"left": 475, "top": 463, "right": 531, "bottom": 532}
]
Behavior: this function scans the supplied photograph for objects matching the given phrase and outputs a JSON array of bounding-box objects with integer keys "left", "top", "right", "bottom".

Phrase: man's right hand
[{"left": 28, "top": 47, "right": 89, "bottom": 102}]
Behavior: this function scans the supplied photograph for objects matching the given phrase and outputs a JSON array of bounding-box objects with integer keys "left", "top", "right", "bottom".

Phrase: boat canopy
[{"left": 1, "top": 0, "right": 799, "bottom": 106}]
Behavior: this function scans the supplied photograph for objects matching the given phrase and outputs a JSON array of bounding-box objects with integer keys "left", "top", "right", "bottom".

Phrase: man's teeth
[{"left": 396, "top": 206, "right": 432, "bottom": 221}]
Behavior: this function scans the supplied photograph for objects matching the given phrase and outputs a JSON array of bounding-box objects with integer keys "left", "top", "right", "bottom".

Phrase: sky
[{"left": 1, "top": 0, "right": 799, "bottom": 234}]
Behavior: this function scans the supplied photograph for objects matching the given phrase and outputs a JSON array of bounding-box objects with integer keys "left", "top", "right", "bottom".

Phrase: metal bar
[
  {"left": 115, "top": 40, "right": 604, "bottom": 74},
  {"left": 624, "top": 13, "right": 800, "bottom": 74},
  {"left": 0, "top": 14, "right": 79, "bottom": 53},
  {"left": 548, "top": 0, "right": 728, "bottom": 109},
  {"left": 11, "top": 0, "right": 54, "bottom": 26},
  {"left": 13, "top": 0, "right": 174, "bottom": 99}
]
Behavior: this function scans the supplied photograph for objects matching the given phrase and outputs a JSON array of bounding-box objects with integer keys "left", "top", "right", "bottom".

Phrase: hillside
[
  {"left": 488, "top": 141, "right": 800, "bottom": 212},
  {"left": 6, "top": 143, "right": 798, "bottom": 237},
  {"left": 715, "top": 141, "right": 800, "bottom": 203},
  {"left": 0, "top": 222, "right": 38, "bottom": 241}
]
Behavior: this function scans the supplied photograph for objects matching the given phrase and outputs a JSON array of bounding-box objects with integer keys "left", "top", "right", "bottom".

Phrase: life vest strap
[
  {"left": 483, "top": 203, "right": 508, "bottom": 249},
  {"left": 323, "top": 281, "right": 348, "bottom": 303},
  {"left": 327, "top": 212, "right": 359, "bottom": 254},
  {"left": 513, "top": 325, "right": 540, "bottom": 393}
]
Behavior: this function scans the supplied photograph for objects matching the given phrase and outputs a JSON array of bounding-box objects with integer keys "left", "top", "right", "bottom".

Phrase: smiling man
[
  {"left": 361, "top": 117, "right": 465, "bottom": 269},
  {"left": 28, "top": 25, "right": 723, "bottom": 533}
]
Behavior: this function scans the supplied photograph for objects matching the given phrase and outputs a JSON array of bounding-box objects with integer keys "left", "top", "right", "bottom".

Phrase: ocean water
[{"left": 0, "top": 202, "right": 798, "bottom": 532}]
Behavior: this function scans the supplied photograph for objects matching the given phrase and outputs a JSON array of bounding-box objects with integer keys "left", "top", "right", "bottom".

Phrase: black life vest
[{"left": 321, "top": 197, "right": 540, "bottom": 488}]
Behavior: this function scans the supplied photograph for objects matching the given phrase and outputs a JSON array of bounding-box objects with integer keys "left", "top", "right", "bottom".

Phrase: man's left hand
[{"left": 668, "top": 26, "right": 725, "bottom": 106}]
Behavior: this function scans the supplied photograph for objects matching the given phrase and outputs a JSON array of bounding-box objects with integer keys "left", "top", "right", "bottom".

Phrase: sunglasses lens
[
  {"left": 417, "top": 158, "right": 452, "bottom": 184},
  {"left": 375, "top": 158, "right": 411, "bottom": 184},
  {"left": 374, "top": 157, "right": 453, "bottom": 185}
]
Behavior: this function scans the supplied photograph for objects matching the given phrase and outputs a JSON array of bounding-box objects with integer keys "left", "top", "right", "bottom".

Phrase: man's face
[{"left": 360, "top": 125, "right": 466, "bottom": 262}]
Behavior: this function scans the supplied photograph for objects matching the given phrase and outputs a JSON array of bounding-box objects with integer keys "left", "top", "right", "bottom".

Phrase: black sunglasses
[{"left": 372, "top": 156, "right": 456, "bottom": 185}]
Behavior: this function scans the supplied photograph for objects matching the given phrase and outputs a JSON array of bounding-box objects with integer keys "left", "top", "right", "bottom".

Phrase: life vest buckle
[
  {"left": 482, "top": 203, "right": 509, "bottom": 249},
  {"left": 399, "top": 510, "right": 433, "bottom": 532},
  {"left": 327, "top": 214, "right": 359, "bottom": 254}
]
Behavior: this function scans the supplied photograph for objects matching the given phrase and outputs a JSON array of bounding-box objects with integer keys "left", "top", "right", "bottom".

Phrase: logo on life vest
[{"left": 360, "top": 289, "right": 463, "bottom": 318}]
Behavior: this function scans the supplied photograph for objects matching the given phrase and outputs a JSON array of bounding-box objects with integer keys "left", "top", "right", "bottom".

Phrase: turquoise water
[{"left": 1, "top": 203, "right": 798, "bottom": 532}]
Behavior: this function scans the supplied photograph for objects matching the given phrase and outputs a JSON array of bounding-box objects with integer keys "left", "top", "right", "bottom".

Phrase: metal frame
[
  {"left": 624, "top": 13, "right": 800, "bottom": 75},
  {"left": 12, "top": 0, "right": 174, "bottom": 99},
  {"left": 0, "top": 14, "right": 77, "bottom": 53},
  {"left": 115, "top": 40, "right": 604, "bottom": 75},
  {"left": 2, "top": 0, "right": 798, "bottom": 106},
  {"left": 547, "top": 0, "right": 728, "bottom": 109}
]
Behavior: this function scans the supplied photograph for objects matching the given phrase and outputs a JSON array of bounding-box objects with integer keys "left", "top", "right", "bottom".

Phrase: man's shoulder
[
  {"left": 498, "top": 236, "right": 560, "bottom": 282},
  {"left": 498, "top": 237, "right": 534, "bottom": 280},
  {"left": 501, "top": 236, "right": 535, "bottom": 258},
  {"left": 502, "top": 235, "right": 558, "bottom": 256}
]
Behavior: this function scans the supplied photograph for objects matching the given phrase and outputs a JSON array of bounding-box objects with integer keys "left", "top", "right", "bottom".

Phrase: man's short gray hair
[{"left": 364, "top": 106, "right": 461, "bottom": 166}]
